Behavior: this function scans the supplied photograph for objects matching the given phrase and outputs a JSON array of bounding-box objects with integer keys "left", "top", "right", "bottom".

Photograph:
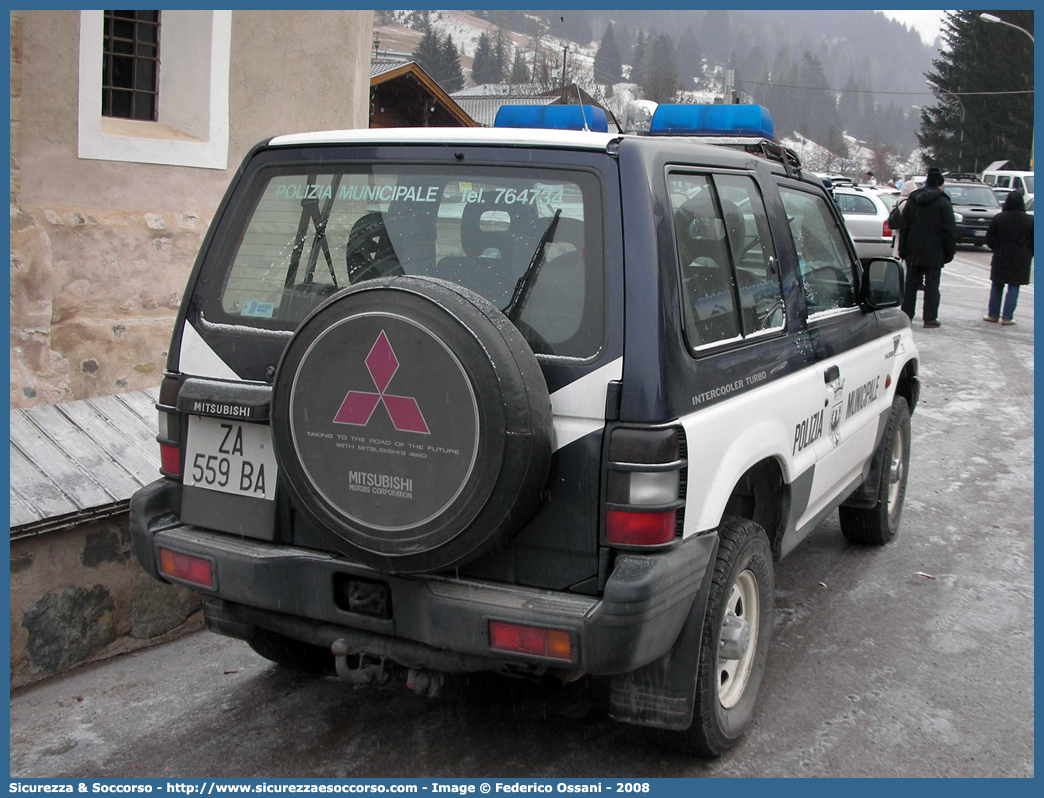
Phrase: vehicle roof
[
  {"left": 834, "top": 185, "right": 887, "bottom": 196},
  {"left": 265, "top": 127, "right": 799, "bottom": 175},
  {"left": 982, "top": 167, "right": 1032, "bottom": 175},
  {"left": 268, "top": 126, "right": 621, "bottom": 152}
]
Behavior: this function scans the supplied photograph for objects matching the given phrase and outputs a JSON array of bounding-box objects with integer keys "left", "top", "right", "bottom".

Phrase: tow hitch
[
  {"left": 332, "top": 640, "right": 390, "bottom": 687},
  {"left": 331, "top": 639, "right": 444, "bottom": 697}
]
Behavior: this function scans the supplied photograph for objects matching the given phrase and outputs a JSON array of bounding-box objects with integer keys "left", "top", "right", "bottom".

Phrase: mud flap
[
  {"left": 608, "top": 533, "right": 719, "bottom": 730},
  {"left": 842, "top": 403, "right": 891, "bottom": 509}
]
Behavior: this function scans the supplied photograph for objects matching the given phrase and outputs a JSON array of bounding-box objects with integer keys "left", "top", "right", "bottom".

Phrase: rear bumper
[{"left": 130, "top": 479, "right": 715, "bottom": 676}]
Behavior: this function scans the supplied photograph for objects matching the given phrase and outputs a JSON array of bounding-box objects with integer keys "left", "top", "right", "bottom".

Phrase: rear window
[
  {"left": 204, "top": 162, "right": 605, "bottom": 359},
  {"left": 835, "top": 193, "right": 878, "bottom": 215}
]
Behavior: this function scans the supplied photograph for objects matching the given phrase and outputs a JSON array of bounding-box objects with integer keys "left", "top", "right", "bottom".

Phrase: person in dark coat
[
  {"left": 898, "top": 167, "right": 957, "bottom": 328},
  {"left": 983, "top": 190, "right": 1034, "bottom": 325}
]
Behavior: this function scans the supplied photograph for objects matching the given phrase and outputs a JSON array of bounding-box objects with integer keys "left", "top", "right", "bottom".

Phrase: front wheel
[
  {"left": 839, "top": 395, "right": 911, "bottom": 545},
  {"left": 661, "top": 517, "right": 774, "bottom": 756}
]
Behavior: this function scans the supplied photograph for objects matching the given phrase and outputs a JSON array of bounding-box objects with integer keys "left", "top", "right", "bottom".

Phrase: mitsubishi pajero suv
[{"left": 131, "top": 103, "right": 920, "bottom": 756}]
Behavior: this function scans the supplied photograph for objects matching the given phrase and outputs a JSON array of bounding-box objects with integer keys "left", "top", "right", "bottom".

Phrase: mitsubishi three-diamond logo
[{"left": 333, "top": 330, "right": 430, "bottom": 434}]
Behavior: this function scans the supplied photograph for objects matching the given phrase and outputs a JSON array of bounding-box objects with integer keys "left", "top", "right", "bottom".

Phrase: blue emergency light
[
  {"left": 649, "top": 104, "right": 774, "bottom": 140},
  {"left": 494, "top": 105, "right": 609, "bottom": 133}
]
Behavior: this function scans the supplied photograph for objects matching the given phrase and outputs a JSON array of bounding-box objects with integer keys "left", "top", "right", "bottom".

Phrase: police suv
[{"left": 130, "top": 103, "right": 920, "bottom": 756}]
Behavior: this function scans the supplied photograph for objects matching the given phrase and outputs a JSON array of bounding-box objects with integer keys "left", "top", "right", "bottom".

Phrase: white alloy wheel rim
[
  {"left": 886, "top": 425, "right": 905, "bottom": 513},
  {"left": 718, "top": 569, "right": 760, "bottom": 709}
]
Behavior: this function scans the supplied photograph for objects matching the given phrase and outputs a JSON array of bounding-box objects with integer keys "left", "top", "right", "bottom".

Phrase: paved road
[{"left": 10, "top": 248, "right": 1033, "bottom": 779}]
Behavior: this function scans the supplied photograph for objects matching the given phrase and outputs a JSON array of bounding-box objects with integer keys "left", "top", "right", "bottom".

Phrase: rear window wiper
[
  {"left": 504, "top": 208, "right": 561, "bottom": 322},
  {"left": 285, "top": 174, "right": 342, "bottom": 289}
]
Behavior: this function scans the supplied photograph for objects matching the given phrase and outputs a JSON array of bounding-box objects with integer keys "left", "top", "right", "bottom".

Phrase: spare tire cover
[{"left": 271, "top": 276, "right": 553, "bottom": 574}]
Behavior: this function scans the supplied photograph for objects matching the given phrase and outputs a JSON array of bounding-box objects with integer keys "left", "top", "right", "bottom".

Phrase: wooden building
[{"left": 369, "top": 61, "right": 476, "bottom": 128}]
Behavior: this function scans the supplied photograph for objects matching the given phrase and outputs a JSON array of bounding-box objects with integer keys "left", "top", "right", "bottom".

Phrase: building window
[
  {"left": 102, "top": 10, "right": 160, "bottom": 121},
  {"left": 78, "top": 10, "right": 231, "bottom": 170}
]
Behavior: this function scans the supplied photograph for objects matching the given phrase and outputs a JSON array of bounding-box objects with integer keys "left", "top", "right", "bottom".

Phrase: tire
[
  {"left": 839, "top": 395, "right": 911, "bottom": 545},
  {"left": 661, "top": 517, "right": 774, "bottom": 756},
  {"left": 248, "top": 629, "right": 334, "bottom": 674},
  {"left": 271, "top": 276, "right": 553, "bottom": 574}
]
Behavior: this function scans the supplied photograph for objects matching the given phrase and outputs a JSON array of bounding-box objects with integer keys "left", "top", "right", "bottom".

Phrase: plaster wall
[{"left": 10, "top": 10, "right": 373, "bottom": 408}]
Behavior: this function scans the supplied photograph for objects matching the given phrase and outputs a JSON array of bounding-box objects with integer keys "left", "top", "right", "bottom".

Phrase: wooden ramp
[{"left": 9, "top": 388, "right": 161, "bottom": 538}]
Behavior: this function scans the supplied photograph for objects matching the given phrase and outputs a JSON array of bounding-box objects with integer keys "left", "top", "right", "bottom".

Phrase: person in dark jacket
[
  {"left": 983, "top": 190, "right": 1034, "bottom": 325},
  {"left": 898, "top": 167, "right": 957, "bottom": 328}
]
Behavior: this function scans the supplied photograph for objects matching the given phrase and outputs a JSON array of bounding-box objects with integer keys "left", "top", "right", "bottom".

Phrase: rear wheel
[
  {"left": 839, "top": 395, "right": 911, "bottom": 545},
  {"left": 661, "top": 517, "right": 774, "bottom": 756}
]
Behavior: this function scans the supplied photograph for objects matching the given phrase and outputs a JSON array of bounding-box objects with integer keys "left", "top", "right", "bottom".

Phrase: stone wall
[
  {"left": 10, "top": 515, "right": 202, "bottom": 689},
  {"left": 10, "top": 206, "right": 210, "bottom": 406}
]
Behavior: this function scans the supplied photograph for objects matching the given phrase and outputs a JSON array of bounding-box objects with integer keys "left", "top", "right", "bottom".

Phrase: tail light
[
  {"left": 159, "top": 548, "right": 213, "bottom": 588},
  {"left": 882, "top": 220, "right": 892, "bottom": 237},
  {"left": 489, "top": 621, "right": 572, "bottom": 660},
  {"left": 157, "top": 374, "right": 183, "bottom": 479},
  {"left": 603, "top": 426, "right": 686, "bottom": 547}
]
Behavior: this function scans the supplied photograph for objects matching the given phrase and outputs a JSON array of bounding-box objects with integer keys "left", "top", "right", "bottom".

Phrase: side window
[
  {"left": 670, "top": 172, "right": 784, "bottom": 350},
  {"left": 779, "top": 187, "right": 858, "bottom": 314}
]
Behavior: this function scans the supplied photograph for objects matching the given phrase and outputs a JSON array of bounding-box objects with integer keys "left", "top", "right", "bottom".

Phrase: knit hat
[{"left": 926, "top": 167, "right": 944, "bottom": 187}]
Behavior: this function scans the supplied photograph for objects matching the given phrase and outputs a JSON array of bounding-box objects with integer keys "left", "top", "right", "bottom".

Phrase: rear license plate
[{"left": 184, "top": 415, "right": 278, "bottom": 500}]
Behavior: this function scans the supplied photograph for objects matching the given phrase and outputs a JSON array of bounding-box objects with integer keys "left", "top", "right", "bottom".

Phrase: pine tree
[
  {"left": 561, "top": 13, "right": 592, "bottom": 46},
  {"left": 701, "top": 10, "right": 733, "bottom": 66},
  {"left": 825, "top": 124, "right": 849, "bottom": 159},
  {"left": 439, "top": 35, "right": 465, "bottom": 93},
  {"left": 837, "top": 75, "right": 869, "bottom": 142},
  {"left": 675, "top": 27, "right": 701, "bottom": 90},
  {"left": 592, "top": 22, "right": 623, "bottom": 86},
  {"left": 510, "top": 48, "right": 530, "bottom": 84},
  {"left": 471, "top": 32, "right": 495, "bottom": 85},
  {"left": 764, "top": 46, "right": 797, "bottom": 138},
  {"left": 630, "top": 30, "right": 647, "bottom": 86},
  {"left": 642, "top": 33, "right": 678, "bottom": 103},
  {"left": 797, "top": 51, "right": 840, "bottom": 145},
  {"left": 493, "top": 28, "right": 509, "bottom": 83},
  {"left": 919, "top": 10, "right": 1033, "bottom": 172},
  {"left": 411, "top": 28, "right": 442, "bottom": 78}
]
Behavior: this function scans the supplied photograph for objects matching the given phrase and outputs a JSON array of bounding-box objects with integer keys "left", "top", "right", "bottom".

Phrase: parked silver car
[{"left": 833, "top": 186, "right": 894, "bottom": 263}]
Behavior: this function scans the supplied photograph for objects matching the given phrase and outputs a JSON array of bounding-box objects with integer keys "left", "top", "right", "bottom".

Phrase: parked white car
[{"left": 833, "top": 185, "right": 894, "bottom": 263}]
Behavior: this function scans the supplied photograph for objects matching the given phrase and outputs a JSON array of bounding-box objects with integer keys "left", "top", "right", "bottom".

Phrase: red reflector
[
  {"left": 160, "top": 444, "right": 181, "bottom": 476},
  {"left": 605, "top": 509, "right": 677, "bottom": 545},
  {"left": 159, "top": 548, "right": 213, "bottom": 588},
  {"left": 489, "top": 621, "right": 571, "bottom": 660}
]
